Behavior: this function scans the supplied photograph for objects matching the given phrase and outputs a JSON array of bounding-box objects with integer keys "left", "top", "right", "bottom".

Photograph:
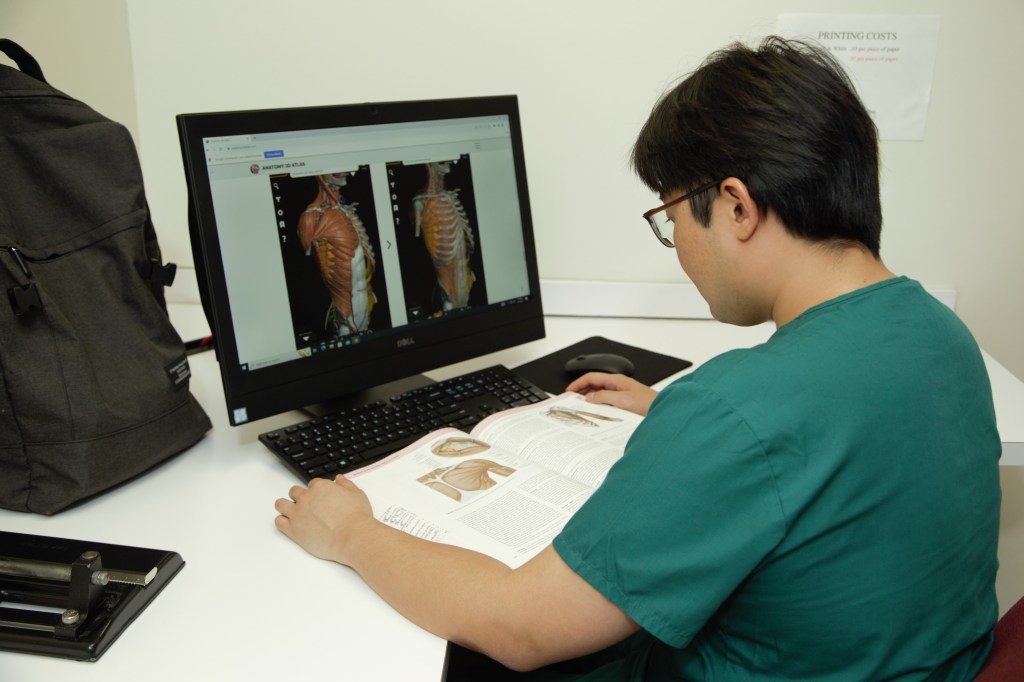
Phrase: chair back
[{"left": 973, "top": 595, "right": 1024, "bottom": 681}]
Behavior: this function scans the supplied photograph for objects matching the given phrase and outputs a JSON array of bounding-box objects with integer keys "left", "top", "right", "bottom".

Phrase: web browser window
[{"left": 202, "top": 115, "right": 531, "bottom": 372}]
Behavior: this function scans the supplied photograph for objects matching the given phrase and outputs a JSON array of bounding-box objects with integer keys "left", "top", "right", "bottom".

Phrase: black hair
[{"left": 631, "top": 36, "right": 882, "bottom": 255}]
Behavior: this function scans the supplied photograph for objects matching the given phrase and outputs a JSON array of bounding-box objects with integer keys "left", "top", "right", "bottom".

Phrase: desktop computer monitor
[{"left": 177, "top": 95, "right": 544, "bottom": 426}]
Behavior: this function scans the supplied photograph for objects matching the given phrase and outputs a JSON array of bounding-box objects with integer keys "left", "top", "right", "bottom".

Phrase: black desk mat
[{"left": 513, "top": 335, "right": 692, "bottom": 395}]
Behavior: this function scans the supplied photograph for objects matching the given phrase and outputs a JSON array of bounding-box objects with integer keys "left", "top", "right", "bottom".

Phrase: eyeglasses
[{"left": 642, "top": 180, "right": 721, "bottom": 247}]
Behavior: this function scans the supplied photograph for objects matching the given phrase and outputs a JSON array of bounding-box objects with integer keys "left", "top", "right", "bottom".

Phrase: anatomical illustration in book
[
  {"left": 418, "top": 458, "right": 516, "bottom": 502},
  {"left": 544, "top": 407, "right": 624, "bottom": 428},
  {"left": 431, "top": 436, "right": 491, "bottom": 457}
]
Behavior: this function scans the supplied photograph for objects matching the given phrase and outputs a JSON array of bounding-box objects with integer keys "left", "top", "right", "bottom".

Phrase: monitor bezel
[{"left": 177, "top": 95, "right": 544, "bottom": 425}]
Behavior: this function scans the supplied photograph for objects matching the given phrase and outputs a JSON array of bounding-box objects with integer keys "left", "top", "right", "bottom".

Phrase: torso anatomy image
[
  {"left": 411, "top": 161, "right": 475, "bottom": 310},
  {"left": 297, "top": 172, "right": 376, "bottom": 337}
]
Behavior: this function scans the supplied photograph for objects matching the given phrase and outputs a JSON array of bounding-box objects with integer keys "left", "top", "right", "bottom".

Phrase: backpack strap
[{"left": 0, "top": 39, "right": 47, "bottom": 83}]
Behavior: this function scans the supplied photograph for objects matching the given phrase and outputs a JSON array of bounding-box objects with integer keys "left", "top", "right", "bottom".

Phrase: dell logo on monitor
[{"left": 396, "top": 337, "right": 416, "bottom": 348}]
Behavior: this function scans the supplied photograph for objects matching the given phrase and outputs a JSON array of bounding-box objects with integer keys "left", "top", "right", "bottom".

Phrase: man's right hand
[{"left": 565, "top": 372, "right": 657, "bottom": 416}]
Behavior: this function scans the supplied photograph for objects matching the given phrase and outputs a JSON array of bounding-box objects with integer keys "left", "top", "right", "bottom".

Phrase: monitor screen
[{"left": 177, "top": 95, "right": 544, "bottom": 426}]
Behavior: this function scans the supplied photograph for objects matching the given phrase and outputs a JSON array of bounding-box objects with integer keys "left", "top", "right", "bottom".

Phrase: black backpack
[{"left": 0, "top": 39, "right": 211, "bottom": 514}]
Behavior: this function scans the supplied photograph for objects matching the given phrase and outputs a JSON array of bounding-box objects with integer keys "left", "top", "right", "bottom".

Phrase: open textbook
[{"left": 347, "top": 393, "right": 643, "bottom": 568}]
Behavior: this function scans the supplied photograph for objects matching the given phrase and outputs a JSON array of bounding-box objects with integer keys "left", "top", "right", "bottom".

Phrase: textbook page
[{"left": 347, "top": 393, "right": 642, "bottom": 567}]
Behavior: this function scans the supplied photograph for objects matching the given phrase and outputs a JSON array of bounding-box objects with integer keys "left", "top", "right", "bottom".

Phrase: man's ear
[{"left": 719, "top": 177, "right": 760, "bottom": 242}]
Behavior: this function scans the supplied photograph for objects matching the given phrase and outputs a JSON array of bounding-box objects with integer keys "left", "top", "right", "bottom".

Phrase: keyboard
[{"left": 258, "top": 365, "right": 548, "bottom": 481}]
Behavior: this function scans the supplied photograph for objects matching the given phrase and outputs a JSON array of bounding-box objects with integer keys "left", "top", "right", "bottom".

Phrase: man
[{"left": 274, "top": 37, "right": 1001, "bottom": 680}]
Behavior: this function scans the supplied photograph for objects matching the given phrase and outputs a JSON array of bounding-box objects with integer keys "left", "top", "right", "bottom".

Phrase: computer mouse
[{"left": 563, "top": 353, "right": 636, "bottom": 378}]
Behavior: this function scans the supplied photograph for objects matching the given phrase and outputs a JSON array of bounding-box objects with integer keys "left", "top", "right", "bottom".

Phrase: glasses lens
[{"left": 650, "top": 209, "right": 673, "bottom": 245}]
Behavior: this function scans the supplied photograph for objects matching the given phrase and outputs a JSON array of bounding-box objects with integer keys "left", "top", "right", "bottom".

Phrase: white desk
[{"left": 2, "top": 306, "right": 1022, "bottom": 681}]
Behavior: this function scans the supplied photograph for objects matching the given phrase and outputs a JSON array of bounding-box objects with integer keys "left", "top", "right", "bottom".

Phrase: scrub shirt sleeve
[{"left": 553, "top": 379, "right": 787, "bottom": 647}]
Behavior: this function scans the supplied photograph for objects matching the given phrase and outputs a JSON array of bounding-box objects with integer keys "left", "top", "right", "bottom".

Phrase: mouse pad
[{"left": 513, "top": 336, "right": 693, "bottom": 395}]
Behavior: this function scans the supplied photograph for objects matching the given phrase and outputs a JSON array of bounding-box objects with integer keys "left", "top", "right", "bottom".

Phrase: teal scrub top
[{"left": 552, "top": 278, "right": 1001, "bottom": 681}]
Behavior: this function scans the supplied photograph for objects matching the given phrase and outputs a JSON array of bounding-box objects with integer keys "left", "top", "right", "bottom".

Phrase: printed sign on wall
[{"left": 777, "top": 14, "right": 941, "bottom": 140}]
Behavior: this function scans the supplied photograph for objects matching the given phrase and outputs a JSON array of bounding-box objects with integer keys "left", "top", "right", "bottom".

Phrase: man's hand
[
  {"left": 566, "top": 372, "right": 657, "bottom": 416},
  {"left": 274, "top": 475, "right": 374, "bottom": 565}
]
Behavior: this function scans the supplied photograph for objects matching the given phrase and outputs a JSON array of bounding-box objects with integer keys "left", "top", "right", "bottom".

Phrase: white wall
[
  {"left": 0, "top": 0, "right": 137, "bottom": 135},
  {"left": 4, "top": 0, "right": 1023, "bottom": 614},
  {"left": 5, "top": 0, "right": 1019, "bottom": 380}
]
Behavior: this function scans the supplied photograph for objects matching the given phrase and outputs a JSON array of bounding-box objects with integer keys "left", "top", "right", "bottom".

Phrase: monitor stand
[{"left": 302, "top": 373, "right": 435, "bottom": 418}]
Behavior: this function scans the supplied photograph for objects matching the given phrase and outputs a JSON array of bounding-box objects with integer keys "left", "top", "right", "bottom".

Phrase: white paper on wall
[{"left": 776, "top": 14, "right": 941, "bottom": 141}]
